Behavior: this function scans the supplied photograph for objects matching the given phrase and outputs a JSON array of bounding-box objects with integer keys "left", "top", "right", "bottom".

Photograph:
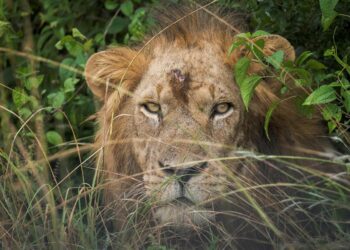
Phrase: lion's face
[
  {"left": 85, "top": 16, "right": 300, "bottom": 233},
  {"left": 131, "top": 44, "right": 244, "bottom": 228},
  {"left": 84, "top": 9, "right": 341, "bottom": 248}
]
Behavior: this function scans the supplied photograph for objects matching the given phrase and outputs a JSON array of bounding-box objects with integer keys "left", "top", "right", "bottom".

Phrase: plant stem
[{"left": 20, "top": 0, "right": 48, "bottom": 164}]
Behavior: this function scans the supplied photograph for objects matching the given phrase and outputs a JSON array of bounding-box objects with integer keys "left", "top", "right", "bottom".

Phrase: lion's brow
[{"left": 169, "top": 68, "right": 190, "bottom": 104}]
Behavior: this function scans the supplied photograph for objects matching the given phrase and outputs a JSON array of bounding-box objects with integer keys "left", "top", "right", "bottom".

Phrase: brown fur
[{"left": 85, "top": 5, "right": 339, "bottom": 249}]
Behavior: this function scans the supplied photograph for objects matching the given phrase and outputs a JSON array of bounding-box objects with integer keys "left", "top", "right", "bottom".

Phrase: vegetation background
[{"left": 0, "top": 0, "right": 349, "bottom": 249}]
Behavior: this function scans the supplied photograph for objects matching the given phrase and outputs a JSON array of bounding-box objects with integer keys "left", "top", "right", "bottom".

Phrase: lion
[{"left": 84, "top": 5, "right": 343, "bottom": 249}]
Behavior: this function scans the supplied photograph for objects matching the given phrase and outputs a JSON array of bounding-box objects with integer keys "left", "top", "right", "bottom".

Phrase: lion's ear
[
  {"left": 85, "top": 47, "right": 147, "bottom": 101},
  {"left": 231, "top": 34, "right": 295, "bottom": 72}
]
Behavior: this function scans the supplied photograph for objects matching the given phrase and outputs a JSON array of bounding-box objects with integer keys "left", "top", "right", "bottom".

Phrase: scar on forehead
[
  {"left": 169, "top": 68, "right": 189, "bottom": 103},
  {"left": 156, "top": 84, "right": 163, "bottom": 98}
]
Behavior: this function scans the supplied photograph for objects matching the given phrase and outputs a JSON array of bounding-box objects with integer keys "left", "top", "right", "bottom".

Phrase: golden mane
[
  {"left": 86, "top": 5, "right": 333, "bottom": 173},
  {"left": 84, "top": 5, "right": 339, "bottom": 247}
]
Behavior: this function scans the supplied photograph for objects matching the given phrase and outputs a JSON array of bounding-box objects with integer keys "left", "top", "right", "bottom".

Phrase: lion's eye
[
  {"left": 211, "top": 102, "right": 233, "bottom": 118},
  {"left": 215, "top": 103, "right": 230, "bottom": 114},
  {"left": 142, "top": 102, "right": 161, "bottom": 114}
]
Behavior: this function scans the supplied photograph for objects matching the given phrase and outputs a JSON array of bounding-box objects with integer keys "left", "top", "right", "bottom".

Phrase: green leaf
[
  {"left": 46, "top": 131, "right": 63, "bottom": 146},
  {"left": 59, "top": 58, "right": 76, "bottom": 80},
  {"left": 322, "top": 103, "right": 341, "bottom": 133},
  {"left": 24, "top": 75, "right": 44, "bottom": 90},
  {"left": 234, "top": 57, "right": 262, "bottom": 110},
  {"left": 54, "top": 112, "right": 64, "bottom": 121},
  {"left": 0, "top": 21, "right": 11, "bottom": 38},
  {"left": 304, "top": 59, "right": 327, "bottom": 70},
  {"left": 104, "top": 0, "right": 119, "bottom": 10},
  {"left": 121, "top": 1, "right": 134, "bottom": 16},
  {"left": 83, "top": 39, "right": 94, "bottom": 51},
  {"left": 58, "top": 36, "right": 84, "bottom": 57},
  {"left": 327, "top": 120, "right": 337, "bottom": 133},
  {"left": 236, "top": 32, "right": 252, "bottom": 39},
  {"left": 328, "top": 81, "right": 343, "bottom": 87},
  {"left": 320, "top": 0, "right": 339, "bottom": 31},
  {"left": 12, "top": 88, "right": 28, "bottom": 108},
  {"left": 295, "top": 96, "right": 314, "bottom": 118},
  {"left": 108, "top": 17, "right": 129, "bottom": 34},
  {"left": 19, "top": 107, "right": 32, "bottom": 119},
  {"left": 128, "top": 8, "right": 147, "bottom": 41},
  {"left": 234, "top": 57, "right": 251, "bottom": 87},
  {"left": 239, "top": 75, "right": 262, "bottom": 110},
  {"left": 48, "top": 92, "right": 65, "bottom": 108},
  {"left": 65, "top": 39, "right": 84, "bottom": 57},
  {"left": 252, "top": 30, "right": 270, "bottom": 37},
  {"left": 72, "top": 28, "right": 86, "bottom": 41},
  {"left": 334, "top": 53, "right": 350, "bottom": 76},
  {"left": 324, "top": 47, "right": 335, "bottom": 57},
  {"left": 75, "top": 53, "right": 88, "bottom": 67},
  {"left": 55, "top": 40, "right": 63, "bottom": 50},
  {"left": 266, "top": 50, "right": 284, "bottom": 70},
  {"left": 296, "top": 51, "right": 314, "bottom": 66},
  {"left": 264, "top": 101, "right": 279, "bottom": 141},
  {"left": 64, "top": 78, "right": 79, "bottom": 93},
  {"left": 342, "top": 90, "right": 350, "bottom": 113},
  {"left": 280, "top": 86, "right": 289, "bottom": 95},
  {"left": 288, "top": 67, "right": 313, "bottom": 87},
  {"left": 227, "top": 38, "right": 245, "bottom": 56},
  {"left": 15, "top": 66, "right": 32, "bottom": 79},
  {"left": 251, "top": 39, "right": 265, "bottom": 61},
  {"left": 322, "top": 103, "right": 341, "bottom": 121},
  {"left": 303, "top": 85, "right": 337, "bottom": 105}
]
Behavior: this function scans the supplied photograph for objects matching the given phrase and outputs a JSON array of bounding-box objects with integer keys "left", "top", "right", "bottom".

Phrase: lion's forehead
[
  {"left": 135, "top": 45, "right": 238, "bottom": 108},
  {"left": 141, "top": 45, "right": 232, "bottom": 93}
]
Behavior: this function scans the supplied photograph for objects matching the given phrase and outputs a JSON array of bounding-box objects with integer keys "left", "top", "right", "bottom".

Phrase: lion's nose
[{"left": 158, "top": 161, "right": 208, "bottom": 184}]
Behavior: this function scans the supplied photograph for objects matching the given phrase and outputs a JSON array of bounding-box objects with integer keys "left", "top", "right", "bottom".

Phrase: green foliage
[
  {"left": 266, "top": 50, "right": 284, "bottom": 70},
  {"left": 223, "top": 0, "right": 350, "bottom": 60},
  {"left": 46, "top": 131, "right": 63, "bottom": 145},
  {"left": 233, "top": 57, "right": 250, "bottom": 85},
  {"left": 303, "top": 85, "right": 337, "bottom": 105},
  {"left": 320, "top": 0, "right": 339, "bottom": 31},
  {"left": 264, "top": 101, "right": 279, "bottom": 141},
  {"left": 0, "top": 1, "right": 157, "bottom": 246},
  {"left": 238, "top": 74, "right": 262, "bottom": 110},
  {"left": 234, "top": 57, "right": 263, "bottom": 110},
  {"left": 0, "top": 0, "right": 156, "bottom": 151},
  {"left": 228, "top": 3, "right": 350, "bottom": 134}
]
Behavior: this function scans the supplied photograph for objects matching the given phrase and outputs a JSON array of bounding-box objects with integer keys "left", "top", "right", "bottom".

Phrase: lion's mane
[{"left": 85, "top": 4, "right": 339, "bottom": 248}]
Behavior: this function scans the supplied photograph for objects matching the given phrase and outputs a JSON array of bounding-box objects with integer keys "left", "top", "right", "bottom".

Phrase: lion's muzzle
[{"left": 158, "top": 161, "right": 208, "bottom": 185}]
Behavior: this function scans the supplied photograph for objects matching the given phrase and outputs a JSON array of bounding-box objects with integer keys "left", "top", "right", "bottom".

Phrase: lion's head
[{"left": 84, "top": 6, "right": 337, "bottom": 247}]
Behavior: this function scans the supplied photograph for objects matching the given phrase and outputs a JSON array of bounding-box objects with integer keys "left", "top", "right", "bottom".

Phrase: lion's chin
[{"left": 153, "top": 204, "right": 215, "bottom": 231}]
